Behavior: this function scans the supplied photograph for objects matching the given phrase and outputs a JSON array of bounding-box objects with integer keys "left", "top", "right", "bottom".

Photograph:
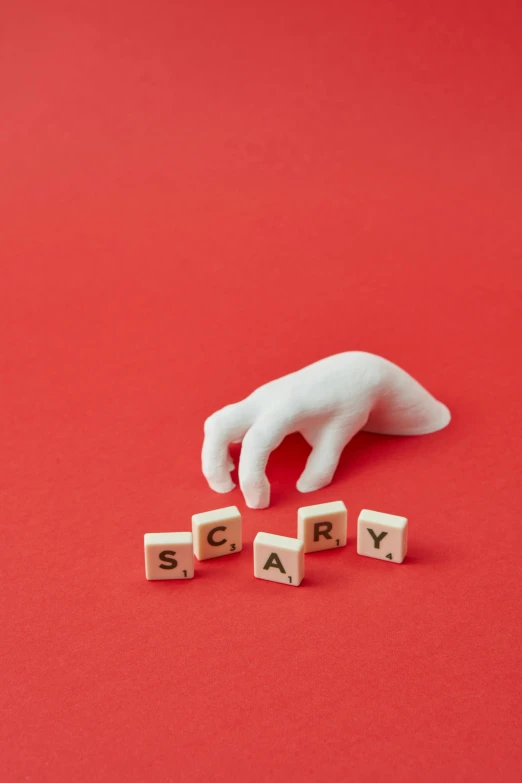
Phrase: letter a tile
[{"left": 254, "top": 532, "right": 304, "bottom": 586}]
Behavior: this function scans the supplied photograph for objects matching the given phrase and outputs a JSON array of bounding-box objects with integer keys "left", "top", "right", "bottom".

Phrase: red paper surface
[{"left": 1, "top": 2, "right": 521, "bottom": 781}]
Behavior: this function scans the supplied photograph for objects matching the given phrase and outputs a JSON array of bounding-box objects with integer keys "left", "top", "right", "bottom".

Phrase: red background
[{"left": 1, "top": 1, "right": 521, "bottom": 781}]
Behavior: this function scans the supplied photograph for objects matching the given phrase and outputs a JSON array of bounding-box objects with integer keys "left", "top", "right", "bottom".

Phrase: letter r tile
[{"left": 297, "top": 500, "right": 347, "bottom": 553}]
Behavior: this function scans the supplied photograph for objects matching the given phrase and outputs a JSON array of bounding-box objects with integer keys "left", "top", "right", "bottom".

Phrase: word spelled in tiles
[
  {"left": 144, "top": 532, "right": 194, "bottom": 580},
  {"left": 144, "top": 502, "right": 409, "bottom": 584},
  {"left": 253, "top": 532, "right": 304, "bottom": 586},
  {"left": 192, "top": 506, "right": 242, "bottom": 561},
  {"left": 357, "top": 509, "right": 408, "bottom": 563},
  {"left": 297, "top": 500, "right": 347, "bottom": 553}
]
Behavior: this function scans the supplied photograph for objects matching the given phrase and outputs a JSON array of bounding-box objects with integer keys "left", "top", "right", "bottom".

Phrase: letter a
[{"left": 263, "top": 552, "right": 286, "bottom": 573}]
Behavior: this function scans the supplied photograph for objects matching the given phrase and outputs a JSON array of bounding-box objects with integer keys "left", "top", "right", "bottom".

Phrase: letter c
[{"left": 208, "top": 525, "right": 227, "bottom": 547}]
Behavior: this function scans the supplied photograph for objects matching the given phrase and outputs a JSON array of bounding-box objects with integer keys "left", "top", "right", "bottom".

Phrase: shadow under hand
[
  {"left": 230, "top": 428, "right": 440, "bottom": 508},
  {"left": 230, "top": 430, "right": 405, "bottom": 508}
]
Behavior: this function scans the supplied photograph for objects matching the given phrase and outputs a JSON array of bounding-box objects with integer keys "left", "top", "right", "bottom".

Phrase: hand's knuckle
[
  {"left": 206, "top": 404, "right": 240, "bottom": 434},
  {"left": 204, "top": 412, "right": 222, "bottom": 434}
]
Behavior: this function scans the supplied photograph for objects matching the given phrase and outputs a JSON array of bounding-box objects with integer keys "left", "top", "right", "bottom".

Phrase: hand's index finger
[
  {"left": 201, "top": 401, "right": 254, "bottom": 493},
  {"left": 238, "top": 409, "right": 293, "bottom": 509}
]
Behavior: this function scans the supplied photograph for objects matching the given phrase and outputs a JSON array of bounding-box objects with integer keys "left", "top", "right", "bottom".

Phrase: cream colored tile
[
  {"left": 253, "top": 532, "right": 304, "bottom": 586},
  {"left": 144, "top": 532, "right": 194, "bottom": 579},
  {"left": 297, "top": 500, "right": 347, "bottom": 553},
  {"left": 192, "top": 506, "right": 242, "bottom": 561},
  {"left": 357, "top": 509, "right": 408, "bottom": 563}
]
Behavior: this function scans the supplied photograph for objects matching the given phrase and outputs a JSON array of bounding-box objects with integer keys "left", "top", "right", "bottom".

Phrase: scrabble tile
[
  {"left": 357, "top": 510, "right": 408, "bottom": 563},
  {"left": 253, "top": 532, "right": 304, "bottom": 586},
  {"left": 297, "top": 500, "right": 347, "bottom": 553},
  {"left": 192, "top": 506, "right": 242, "bottom": 561},
  {"left": 144, "top": 532, "right": 194, "bottom": 580}
]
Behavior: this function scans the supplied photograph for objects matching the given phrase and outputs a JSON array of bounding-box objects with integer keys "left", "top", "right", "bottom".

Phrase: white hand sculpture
[{"left": 202, "top": 351, "right": 451, "bottom": 509}]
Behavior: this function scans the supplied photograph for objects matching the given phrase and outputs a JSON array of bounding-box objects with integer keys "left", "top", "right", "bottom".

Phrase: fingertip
[
  {"left": 208, "top": 479, "right": 236, "bottom": 494},
  {"left": 242, "top": 480, "right": 271, "bottom": 509},
  {"left": 296, "top": 475, "right": 332, "bottom": 494},
  {"left": 296, "top": 479, "right": 319, "bottom": 494},
  {"left": 245, "top": 494, "right": 270, "bottom": 510},
  {"left": 296, "top": 478, "right": 313, "bottom": 493}
]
